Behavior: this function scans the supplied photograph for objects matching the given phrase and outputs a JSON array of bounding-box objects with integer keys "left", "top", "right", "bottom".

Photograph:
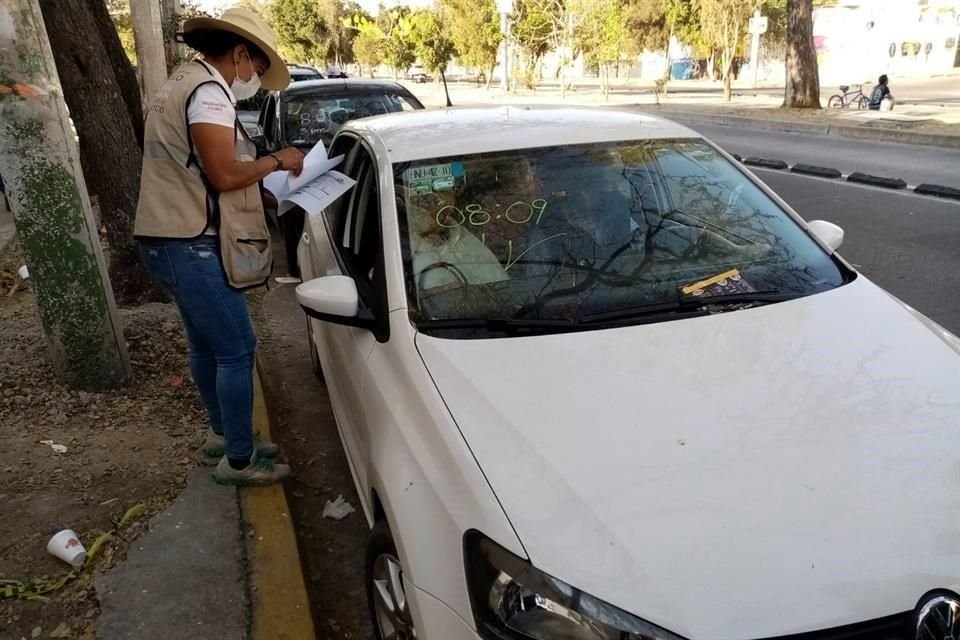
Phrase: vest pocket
[{"left": 218, "top": 186, "right": 272, "bottom": 289}]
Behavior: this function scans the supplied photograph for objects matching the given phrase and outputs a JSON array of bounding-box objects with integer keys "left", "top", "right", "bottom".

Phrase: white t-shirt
[{"left": 186, "top": 61, "right": 236, "bottom": 130}]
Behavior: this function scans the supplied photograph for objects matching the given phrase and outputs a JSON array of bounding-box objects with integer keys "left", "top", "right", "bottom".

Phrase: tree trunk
[
  {"left": 130, "top": 0, "right": 168, "bottom": 103},
  {"left": 91, "top": 0, "right": 145, "bottom": 146},
  {"left": 722, "top": 48, "right": 732, "bottom": 101},
  {"left": 784, "top": 0, "right": 821, "bottom": 108},
  {"left": 707, "top": 50, "right": 716, "bottom": 80},
  {"left": 40, "top": 0, "right": 164, "bottom": 305},
  {"left": 0, "top": 0, "right": 131, "bottom": 388}
]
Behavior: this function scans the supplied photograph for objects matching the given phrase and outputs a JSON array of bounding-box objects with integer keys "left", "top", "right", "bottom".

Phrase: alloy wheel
[{"left": 371, "top": 552, "right": 417, "bottom": 640}]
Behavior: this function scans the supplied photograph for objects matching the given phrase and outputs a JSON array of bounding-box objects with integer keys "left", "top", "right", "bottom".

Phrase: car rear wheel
[{"left": 367, "top": 520, "right": 417, "bottom": 640}]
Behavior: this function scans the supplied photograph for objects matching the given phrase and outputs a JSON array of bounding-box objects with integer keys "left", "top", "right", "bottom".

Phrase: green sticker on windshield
[{"left": 405, "top": 163, "right": 464, "bottom": 193}]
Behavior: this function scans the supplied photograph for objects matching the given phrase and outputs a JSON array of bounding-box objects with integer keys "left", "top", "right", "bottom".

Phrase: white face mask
[{"left": 231, "top": 54, "right": 261, "bottom": 101}]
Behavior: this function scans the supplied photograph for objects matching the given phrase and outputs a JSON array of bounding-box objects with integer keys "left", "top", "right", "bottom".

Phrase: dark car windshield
[
  {"left": 395, "top": 139, "right": 849, "bottom": 337},
  {"left": 283, "top": 91, "right": 419, "bottom": 147}
]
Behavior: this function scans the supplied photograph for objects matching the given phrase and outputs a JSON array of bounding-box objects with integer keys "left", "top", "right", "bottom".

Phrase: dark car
[
  {"left": 254, "top": 79, "right": 425, "bottom": 277},
  {"left": 287, "top": 64, "right": 324, "bottom": 83}
]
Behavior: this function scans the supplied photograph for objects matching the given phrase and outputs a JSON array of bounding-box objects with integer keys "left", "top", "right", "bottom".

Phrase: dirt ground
[
  {"left": 251, "top": 233, "right": 373, "bottom": 640},
  {"left": 0, "top": 242, "right": 204, "bottom": 640}
]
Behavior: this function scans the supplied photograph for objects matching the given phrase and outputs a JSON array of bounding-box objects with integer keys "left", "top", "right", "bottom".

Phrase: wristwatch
[{"left": 269, "top": 153, "right": 282, "bottom": 170}]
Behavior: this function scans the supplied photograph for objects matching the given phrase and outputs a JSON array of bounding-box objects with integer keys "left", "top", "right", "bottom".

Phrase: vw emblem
[{"left": 917, "top": 594, "right": 960, "bottom": 640}]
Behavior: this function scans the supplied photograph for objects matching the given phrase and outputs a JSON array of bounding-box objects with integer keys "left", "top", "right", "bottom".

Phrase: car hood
[{"left": 415, "top": 277, "right": 960, "bottom": 640}]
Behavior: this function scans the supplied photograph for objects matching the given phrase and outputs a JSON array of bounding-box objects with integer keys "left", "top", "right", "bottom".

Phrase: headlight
[{"left": 464, "top": 531, "right": 685, "bottom": 640}]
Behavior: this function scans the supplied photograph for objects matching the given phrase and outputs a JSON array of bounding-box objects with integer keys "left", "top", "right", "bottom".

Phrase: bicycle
[{"left": 828, "top": 84, "right": 870, "bottom": 109}]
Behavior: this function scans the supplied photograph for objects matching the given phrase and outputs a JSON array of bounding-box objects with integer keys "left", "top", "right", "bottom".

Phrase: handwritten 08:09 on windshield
[{"left": 436, "top": 199, "right": 549, "bottom": 228}]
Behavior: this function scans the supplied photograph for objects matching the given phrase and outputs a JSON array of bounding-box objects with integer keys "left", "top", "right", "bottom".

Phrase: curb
[
  {"left": 646, "top": 107, "right": 960, "bottom": 150},
  {"left": 914, "top": 183, "right": 960, "bottom": 200},
  {"left": 847, "top": 172, "right": 907, "bottom": 189},
  {"left": 243, "top": 366, "right": 316, "bottom": 640},
  {"left": 790, "top": 163, "right": 843, "bottom": 179},
  {"left": 743, "top": 157, "right": 788, "bottom": 170}
]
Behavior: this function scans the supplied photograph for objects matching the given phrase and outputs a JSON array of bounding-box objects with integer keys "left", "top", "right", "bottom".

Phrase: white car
[{"left": 296, "top": 107, "right": 960, "bottom": 640}]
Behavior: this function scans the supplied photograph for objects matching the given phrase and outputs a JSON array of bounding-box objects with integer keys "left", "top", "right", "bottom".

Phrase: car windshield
[
  {"left": 284, "top": 91, "right": 418, "bottom": 147},
  {"left": 394, "top": 139, "right": 849, "bottom": 336}
]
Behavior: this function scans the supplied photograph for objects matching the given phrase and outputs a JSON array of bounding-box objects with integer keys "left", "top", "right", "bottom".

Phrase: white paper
[
  {"left": 284, "top": 154, "right": 344, "bottom": 193},
  {"left": 279, "top": 171, "right": 357, "bottom": 216}
]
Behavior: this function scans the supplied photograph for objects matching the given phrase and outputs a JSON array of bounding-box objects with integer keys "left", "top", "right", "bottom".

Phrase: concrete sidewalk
[{"left": 94, "top": 370, "right": 315, "bottom": 640}]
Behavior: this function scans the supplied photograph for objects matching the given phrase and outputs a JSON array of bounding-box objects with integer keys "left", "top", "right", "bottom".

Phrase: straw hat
[{"left": 184, "top": 7, "right": 290, "bottom": 91}]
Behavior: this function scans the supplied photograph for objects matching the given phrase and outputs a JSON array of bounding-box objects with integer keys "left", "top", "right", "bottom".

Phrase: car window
[
  {"left": 283, "top": 91, "right": 419, "bottom": 147},
  {"left": 260, "top": 95, "right": 277, "bottom": 144},
  {"left": 394, "top": 139, "right": 848, "bottom": 335},
  {"left": 323, "top": 135, "right": 360, "bottom": 239},
  {"left": 337, "top": 147, "right": 382, "bottom": 297}
]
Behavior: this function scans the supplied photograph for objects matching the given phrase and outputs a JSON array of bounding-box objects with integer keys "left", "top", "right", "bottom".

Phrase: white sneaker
[
  {"left": 212, "top": 454, "right": 291, "bottom": 487},
  {"left": 198, "top": 429, "right": 280, "bottom": 466}
]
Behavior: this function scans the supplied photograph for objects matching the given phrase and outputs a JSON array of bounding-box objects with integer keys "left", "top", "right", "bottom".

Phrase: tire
[
  {"left": 366, "top": 520, "right": 417, "bottom": 640},
  {"left": 857, "top": 95, "right": 869, "bottom": 110},
  {"left": 305, "top": 316, "right": 324, "bottom": 382},
  {"left": 827, "top": 95, "right": 843, "bottom": 109}
]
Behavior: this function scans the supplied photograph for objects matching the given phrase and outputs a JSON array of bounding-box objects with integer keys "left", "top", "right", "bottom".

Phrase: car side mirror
[
  {"left": 296, "top": 276, "right": 376, "bottom": 330},
  {"left": 807, "top": 219, "right": 844, "bottom": 252}
]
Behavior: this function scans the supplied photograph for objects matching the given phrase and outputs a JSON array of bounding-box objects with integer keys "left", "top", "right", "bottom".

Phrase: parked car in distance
[
  {"left": 296, "top": 106, "right": 960, "bottom": 640},
  {"left": 255, "top": 78, "right": 425, "bottom": 276},
  {"left": 287, "top": 63, "right": 324, "bottom": 83},
  {"left": 406, "top": 63, "right": 429, "bottom": 83}
]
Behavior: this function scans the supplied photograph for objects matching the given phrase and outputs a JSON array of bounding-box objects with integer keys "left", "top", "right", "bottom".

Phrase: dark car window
[{"left": 282, "top": 91, "right": 421, "bottom": 148}]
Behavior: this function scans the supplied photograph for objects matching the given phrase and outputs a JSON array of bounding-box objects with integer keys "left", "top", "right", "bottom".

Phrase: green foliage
[
  {"left": 377, "top": 8, "right": 417, "bottom": 77},
  {"left": 106, "top": 0, "right": 137, "bottom": 64},
  {"left": 409, "top": 10, "right": 457, "bottom": 74},
  {"left": 271, "top": 0, "right": 330, "bottom": 63},
  {"left": 346, "top": 14, "right": 385, "bottom": 75},
  {"left": 513, "top": 0, "right": 553, "bottom": 63},
  {"left": 440, "top": 0, "right": 503, "bottom": 74},
  {"left": 575, "top": 0, "right": 629, "bottom": 67},
  {"left": 620, "top": 0, "right": 669, "bottom": 54}
]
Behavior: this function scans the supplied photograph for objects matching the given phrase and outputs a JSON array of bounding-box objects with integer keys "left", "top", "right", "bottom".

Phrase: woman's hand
[{"left": 275, "top": 147, "right": 305, "bottom": 176}]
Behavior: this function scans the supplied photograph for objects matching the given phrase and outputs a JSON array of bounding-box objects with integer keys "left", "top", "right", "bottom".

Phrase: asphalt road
[
  {"left": 687, "top": 122, "right": 960, "bottom": 188},
  {"left": 754, "top": 168, "right": 960, "bottom": 335}
]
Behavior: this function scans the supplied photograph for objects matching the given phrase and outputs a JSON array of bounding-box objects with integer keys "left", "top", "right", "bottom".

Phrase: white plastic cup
[
  {"left": 17, "top": 265, "right": 29, "bottom": 280},
  {"left": 47, "top": 529, "right": 87, "bottom": 567}
]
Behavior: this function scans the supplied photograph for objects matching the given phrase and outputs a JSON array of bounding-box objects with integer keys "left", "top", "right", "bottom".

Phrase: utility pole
[
  {"left": 131, "top": 0, "right": 168, "bottom": 101},
  {"left": 0, "top": 0, "right": 131, "bottom": 389},
  {"left": 497, "top": 0, "right": 513, "bottom": 91},
  {"left": 748, "top": 9, "right": 768, "bottom": 88}
]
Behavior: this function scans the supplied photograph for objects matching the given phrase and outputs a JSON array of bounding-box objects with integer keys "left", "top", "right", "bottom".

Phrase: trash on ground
[
  {"left": 39, "top": 439, "right": 67, "bottom": 454},
  {"left": 47, "top": 529, "right": 87, "bottom": 567},
  {"left": 18, "top": 265, "right": 29, "bottom": 280},
  {"left": 275, "top": 276, "right": 302, "bottom": 285},
  {"left": 322, "top": 495, "right": 356, "bottom": 520}
]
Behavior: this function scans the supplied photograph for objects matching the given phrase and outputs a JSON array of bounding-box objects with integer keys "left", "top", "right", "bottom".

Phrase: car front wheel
[{"left": 367, "top": 520, "right": 417, "bottom": 640}]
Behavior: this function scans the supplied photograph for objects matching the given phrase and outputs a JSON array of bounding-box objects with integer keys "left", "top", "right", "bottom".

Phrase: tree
[
  {"left": 695, "top": 0, "right": 753, "bottom": 101},
  {"left": 575, "top": 0, "right": 631, "bottom": 96},
  {"left": 410, "top": 9, "right": 457, "bottom": 76},
  {"left": 441, "top": 0, "right": 502, "bottom": 87},
  {"left": 107, "top": 0, "right": 138, "bottom": 63},
  {"left": 783, "top": 0, "right": 820, "bottom": 108},
  {"left": 377, "top": 8, "right": 417, "bottom": 79},
  {"left": 39, "top": 0, "right": 160, "bottom": 305},
  {"left": 517, "top": 0, "right": 579, "bottom": 97},
  {"left": 0, "top": 0, "right": 131, "bottom": 388},
  {"left": 346, "top": 14, "right": 384, "bottom": 76},
  {"left": 512, "top": 0, "right": 553, "bottom": 88},
  {"left": 271, "top": 0, "right": 329, "bottom": 63}
]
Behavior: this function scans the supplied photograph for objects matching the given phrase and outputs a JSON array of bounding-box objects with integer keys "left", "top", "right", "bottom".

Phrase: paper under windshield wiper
[{"left": 581, "top": 291, "right": 801, "bottom": 323}]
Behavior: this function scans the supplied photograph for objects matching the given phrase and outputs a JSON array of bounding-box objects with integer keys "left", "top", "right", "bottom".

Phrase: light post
[
  {"left": 748, "top": 9, "right": 768, "bottom": 88},
  {"left": 496, "top": 0, "right": 513, "bottom": 90}
]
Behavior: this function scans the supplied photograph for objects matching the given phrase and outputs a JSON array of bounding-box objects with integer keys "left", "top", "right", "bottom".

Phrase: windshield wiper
[
  {"left": 417, "top": 317, "right": 583, "bottom": 334},
  {"left": 580, "top": 291, "right": 802, "bottom": 324}
]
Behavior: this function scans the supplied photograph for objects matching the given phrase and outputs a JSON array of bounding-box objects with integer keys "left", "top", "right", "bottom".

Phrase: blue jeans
[{"left": 139, "top": 236, "right": 256, "bottom": 460}]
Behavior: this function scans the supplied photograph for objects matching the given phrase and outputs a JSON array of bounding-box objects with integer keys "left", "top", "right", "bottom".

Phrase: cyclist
[{"left": 868, "top": 74, "right": 894, "bottom": 110}]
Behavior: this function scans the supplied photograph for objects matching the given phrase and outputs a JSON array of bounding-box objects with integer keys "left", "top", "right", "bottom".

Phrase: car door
[{"left": 306, "top": 138, "right": 387, "bottom": 496}]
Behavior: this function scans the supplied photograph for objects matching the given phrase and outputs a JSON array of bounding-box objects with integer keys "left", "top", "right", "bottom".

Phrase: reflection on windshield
[
  {"left": 284, "top": 92, "right": 415, "bottom": 146},
  {"left": 394, "top": 139, "right": 848, "bottom": 336}
]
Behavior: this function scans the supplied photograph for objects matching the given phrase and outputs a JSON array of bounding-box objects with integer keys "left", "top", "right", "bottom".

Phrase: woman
[{"left": 134, "top": 7, "right": 303, "bottom": 486}]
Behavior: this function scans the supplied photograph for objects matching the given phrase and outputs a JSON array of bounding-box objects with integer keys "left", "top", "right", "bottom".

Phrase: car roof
[
  {"left": 345, "top": 106, "right": 700, "bottom": 163},
  {"left": 282, "top": 78, "right": 409, "bottom": 96}
]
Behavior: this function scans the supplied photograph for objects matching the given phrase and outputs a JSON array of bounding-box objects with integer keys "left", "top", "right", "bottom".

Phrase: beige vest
[{"left": 135, "top": 61, "right": 272, "bottom": 289}]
